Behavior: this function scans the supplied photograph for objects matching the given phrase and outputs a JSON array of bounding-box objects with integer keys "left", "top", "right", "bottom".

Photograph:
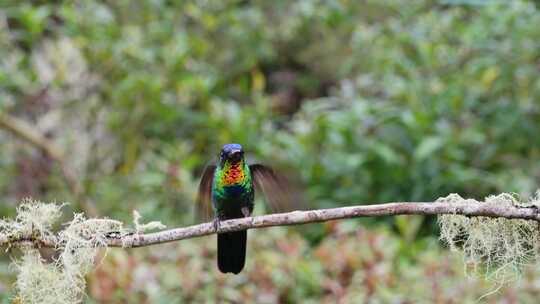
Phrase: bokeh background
[{"left": 1, "top": 0, "right": 540, "bottom": 303}]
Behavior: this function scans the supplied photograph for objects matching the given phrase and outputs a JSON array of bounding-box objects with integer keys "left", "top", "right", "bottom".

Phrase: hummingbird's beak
[{"left": 229, "top": 150, "right": 242, "bottom": 162}]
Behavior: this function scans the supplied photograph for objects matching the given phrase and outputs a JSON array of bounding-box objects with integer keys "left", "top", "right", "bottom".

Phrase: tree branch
[
  {"left": 0, "top": 112, "right": 98, "bottom": 217},
  {"left": 1, "top": 200, "right": 538, "bottom": 249},
  {"left": 0, "top": 113, "right": 63, "bottom": 161}
]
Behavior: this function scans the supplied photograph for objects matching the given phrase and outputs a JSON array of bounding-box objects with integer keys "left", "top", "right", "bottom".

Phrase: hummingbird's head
[{"left": 219, "top": 143, "right": 244, "bottom": 165}]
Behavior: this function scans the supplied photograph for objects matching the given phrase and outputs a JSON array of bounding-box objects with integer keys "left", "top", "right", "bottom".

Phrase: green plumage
[
  {"left": 196, "top": 143, "right": 304, "bottom": 274},
  {"left": 212, "top": 159, "right": 254, "bottom": 219}
]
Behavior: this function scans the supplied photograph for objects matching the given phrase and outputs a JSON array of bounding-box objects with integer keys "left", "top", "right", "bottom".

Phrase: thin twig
[{"left": 1, "top": 200, "right": 538, "bottom": 248}]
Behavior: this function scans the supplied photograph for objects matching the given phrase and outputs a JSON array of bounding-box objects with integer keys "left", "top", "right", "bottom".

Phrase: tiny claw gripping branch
[{"left": 213, "top": 218, "right": 221, "bottom": 232}]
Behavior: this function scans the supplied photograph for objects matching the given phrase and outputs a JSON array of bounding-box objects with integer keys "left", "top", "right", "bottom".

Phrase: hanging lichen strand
[
  {"left": 438, "top": 193, "right": 540, "bottom": 282},
  {"left": 0, "top": 199, "right": 164, "bottom": 304}
]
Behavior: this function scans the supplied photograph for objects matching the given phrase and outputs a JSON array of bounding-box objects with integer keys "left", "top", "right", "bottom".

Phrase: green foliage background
[{"left": 1, "top": 0, "right": 540, "bottom": 302}]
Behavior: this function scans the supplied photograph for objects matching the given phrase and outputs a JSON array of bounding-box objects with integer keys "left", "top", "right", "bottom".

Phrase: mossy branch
[
  {"left": 2, "top": 194, "right": 540, "bottom": 303},
  {"left": 2, "top": 197, "right": 539, "bottom": 249}
]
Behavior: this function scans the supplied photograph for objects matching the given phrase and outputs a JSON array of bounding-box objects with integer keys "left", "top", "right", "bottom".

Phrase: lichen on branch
[
  {"left": 0, "top": 199, "right": 164, "bottom": 304},
  {"left": 438, "top": 193, "right": 540, "bottom": 281},
  {"left": 0, "top": 198, "right": 63, "bottom": 246},
  {"left": 2, "top": 193, "right": 540, "bottom": 302}
]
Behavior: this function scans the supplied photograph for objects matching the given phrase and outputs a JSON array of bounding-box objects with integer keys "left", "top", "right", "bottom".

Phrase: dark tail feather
[{"left": 217, "top": 230, "right": 247, "bottom": 274}]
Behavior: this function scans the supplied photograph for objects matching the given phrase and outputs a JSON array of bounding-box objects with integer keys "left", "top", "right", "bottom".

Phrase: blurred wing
[
  {"left": 250, "top": 164, "right": 305, "bottom": 213},
  {"left": 196, "top": 165, "right": 216, "bottom": 222}
]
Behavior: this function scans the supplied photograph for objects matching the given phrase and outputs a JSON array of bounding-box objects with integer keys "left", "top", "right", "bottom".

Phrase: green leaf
[{"left": 414, "top": 137, "right": 445, "bottom": 161}]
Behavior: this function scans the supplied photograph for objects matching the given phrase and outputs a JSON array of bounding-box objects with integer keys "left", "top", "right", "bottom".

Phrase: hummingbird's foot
[
  {"left": 212, "top": 217, "right": 221, "bottom": 232},
  {"left": 241, "top": 207, "right": 251, "bottom": 218}
]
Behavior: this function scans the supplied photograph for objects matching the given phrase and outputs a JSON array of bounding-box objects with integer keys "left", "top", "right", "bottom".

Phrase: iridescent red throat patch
[{"left": 223, "top": 163, "right": 245, "bottom": 185}]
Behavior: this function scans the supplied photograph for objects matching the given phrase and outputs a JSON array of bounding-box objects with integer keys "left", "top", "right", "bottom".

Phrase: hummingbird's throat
[{"left": 223, "top": 162, "right": 245, "bottom": 185}]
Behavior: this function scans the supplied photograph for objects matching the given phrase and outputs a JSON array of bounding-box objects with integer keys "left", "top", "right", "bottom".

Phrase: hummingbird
[{"left": 196, "top": 143, "right": 301, "bottom": 274}]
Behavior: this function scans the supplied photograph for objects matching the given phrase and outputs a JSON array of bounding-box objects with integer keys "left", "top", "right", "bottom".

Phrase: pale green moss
[
  {"left": 4, "top": 200, "right": 167, "bottom": 304},
  {"left": 14, "top": 249, "right": 80, "bottom": 304},
  {"left": 1, "top": 200, "right": 123, "bottom": 303},
  {"left": 0, "top": 198, "right": 63, "bottom": 242},
  {"left": 132, "top": 210, "right": 166, "bottom": 234},
  {"left": 438, "top": 193, "right": 540, "bottom": 282}
]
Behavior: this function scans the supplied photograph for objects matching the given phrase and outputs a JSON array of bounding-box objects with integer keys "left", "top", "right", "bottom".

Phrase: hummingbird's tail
[{"left": 217, "top": 230, "right": 247, "bottom": 274}]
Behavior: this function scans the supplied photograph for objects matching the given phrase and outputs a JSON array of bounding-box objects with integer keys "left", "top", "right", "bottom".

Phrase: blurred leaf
[{"left": 414, "top": 137, "right": 445, "bottom": 161}]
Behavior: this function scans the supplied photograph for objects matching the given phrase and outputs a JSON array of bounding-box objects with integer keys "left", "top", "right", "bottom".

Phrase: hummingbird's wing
[
  {"left": 196, "top": 165, "right": 216, "bottom": 222},
  {"left": 249, "top": 164, "right": 305, "bottom": 213}
]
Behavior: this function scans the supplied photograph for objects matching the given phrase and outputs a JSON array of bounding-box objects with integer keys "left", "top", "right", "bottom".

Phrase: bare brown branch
[
  {"left": 0, "top": 113, "right": 98, "bottom": 217},
  {"left": 0, "top": 113, "right": 63, "bottom": 161},
  {"left": 2, "top": 200, "right": 538, "bottom": 249}
]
